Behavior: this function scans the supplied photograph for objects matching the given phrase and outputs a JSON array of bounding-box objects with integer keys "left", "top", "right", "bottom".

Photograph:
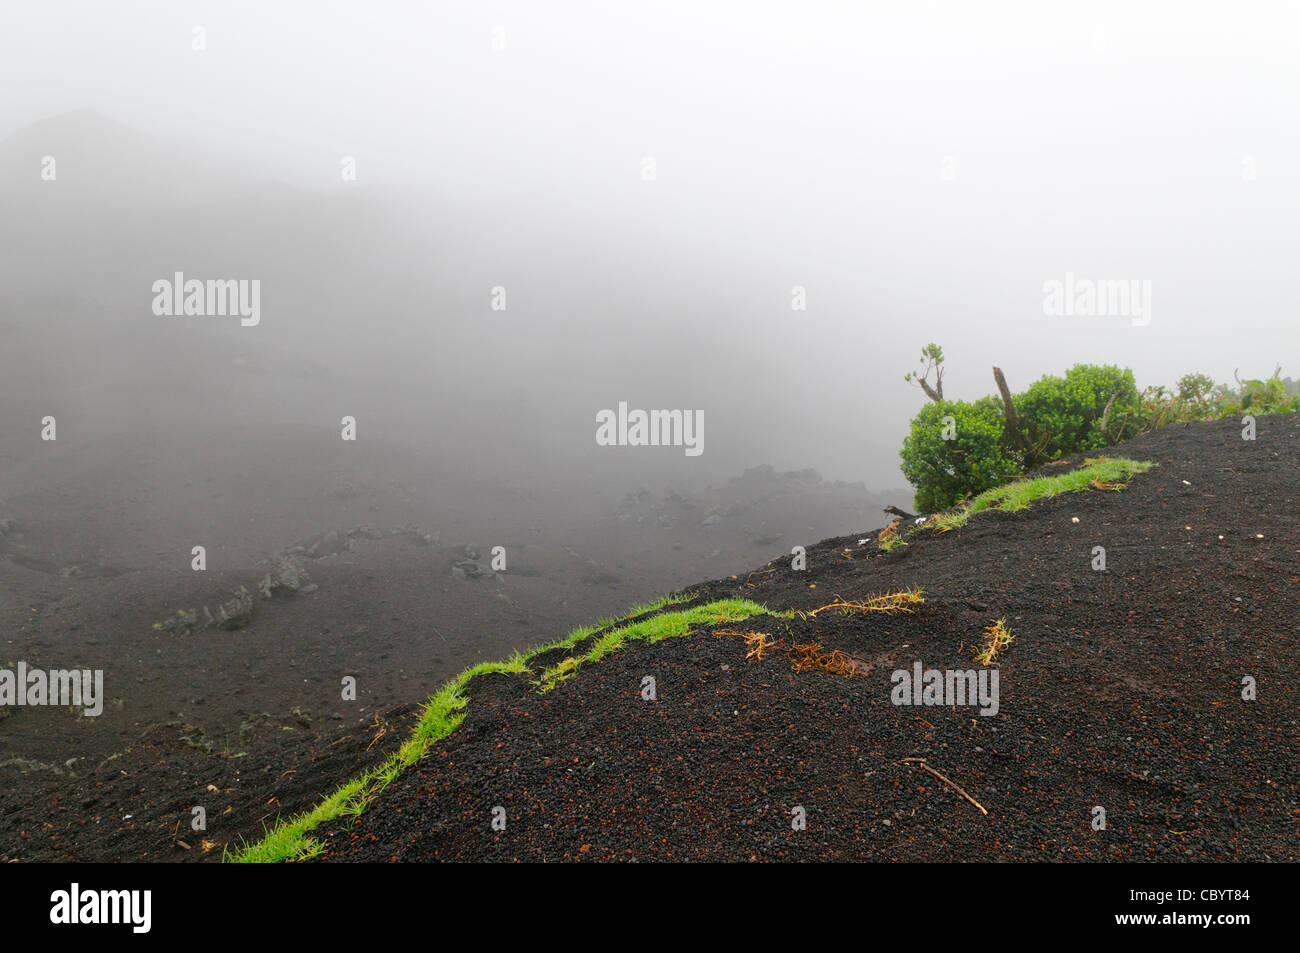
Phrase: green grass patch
[
  {"left": 518, "top": 591, "right": 694, "bottom": 661},
  {"left": 227, "top": 594, "right": 773, "bottom": 863},
  {"left": 226, "top": 656, "right": 525, "bottom": 863},
  {"left": 900, "top": 455, "right": 1153, "bottom": 543},
  {"left": 965, "top": 455, "right": 1152, "bottom": 514},
  {"left": 927, "top": 507, "right": 971, "bottom": 533},
  {"left": 536, "top": 597, "right": 773, "bottom": 692}
]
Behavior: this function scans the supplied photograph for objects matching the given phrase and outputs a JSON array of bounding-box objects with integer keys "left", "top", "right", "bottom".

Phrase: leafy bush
[
  {"left": 899, "top": 397, "right": 1020, "bottom": 512},
  {"left": 1013, "top": 364, "right": 1138, "bottom": 459},
  {"left": 1177, "top": 372, "right": 1215, "bottom": 404},
  {"left": 1123, "top": 373, "right": 1299, "bottom": 430},
  {"left": 1229, "top": 375, "right": 1297, "bottom": 414},
  {"left": 898, "top": 354, "right": 1296, "bottom": 513}
]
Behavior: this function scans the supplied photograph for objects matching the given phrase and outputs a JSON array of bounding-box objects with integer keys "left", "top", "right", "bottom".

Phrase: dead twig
[
  {"left": 899, "top": 757, "right": 988, "bottom": 815},
  {"left": 974, "top": 618, "right": 1014, "bottom": 666},
  {"left": 883, "top": 505, "right": 917, "bottom": 520},
  {"left": 790, "top": 642, "right": 866, "bottom": 678},
  {"left": 714, "top": 630, "right": 779, "bottom": 661},
  {"left": 715, "top": 631, "right": 873, "bottom": 678},
  {"left": 365, "top": 712, "right": 389, "bottom": 751},
  {"left": 807, "top": 589, "right": 925, "bottom": 617},
  {"left": 1090, "top": 479, "right": 1126, "bottom": 491}
]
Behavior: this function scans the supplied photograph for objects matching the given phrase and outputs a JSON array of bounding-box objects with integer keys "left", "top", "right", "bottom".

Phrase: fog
[
  {"left": 3, "top": 1, "right": 1298, "bottom": 502},
  {"left": 4, "top": 2, "right": 1300, "bottom": 862}
]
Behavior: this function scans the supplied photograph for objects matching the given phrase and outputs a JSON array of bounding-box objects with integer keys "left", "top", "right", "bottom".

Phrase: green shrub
[
  {"left": 1177, "top": 372, "right": 1215, "bottom": 404},
  {"left": 1231, "top": 375, "right": 1297, "bottom": 414},
  {"left": 899, "top": 397, "right": 1019, "bottom": 512},
  {"left": 1148, "top": 374, "right": 1300, "bottom": 421},
  {"left": 1013, "top": 364, "right": 1138, "bottom": 458},
  {"left": 897, "top": 357, "right": 1296, "bottom": 514},
  {"left": 1118, "top": 384, "right": 1181, "bottom": 434}
]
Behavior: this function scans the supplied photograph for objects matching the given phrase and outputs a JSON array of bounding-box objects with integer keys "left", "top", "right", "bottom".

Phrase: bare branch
[{"left": 993, "top": 366, "right": 1035, "bottom": 466}]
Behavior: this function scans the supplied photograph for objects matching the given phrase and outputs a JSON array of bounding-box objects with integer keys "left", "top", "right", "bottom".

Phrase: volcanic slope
[{"left": 292, "top": 414, "right": 1298, "bottom": 862}]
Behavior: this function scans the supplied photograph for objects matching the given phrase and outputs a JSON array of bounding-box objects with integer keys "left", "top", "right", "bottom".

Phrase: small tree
[{"left": 903, "top": 342, "right": 945, "bottom": 403}]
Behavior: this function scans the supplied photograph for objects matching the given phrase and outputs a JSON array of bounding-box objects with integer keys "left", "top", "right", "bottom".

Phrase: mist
[
  {"left": 3, "top": 0, "right": 1299, "bottom": 874},
  {"left": 4, "top": 2, "right": 1297, "bottom": 501}
]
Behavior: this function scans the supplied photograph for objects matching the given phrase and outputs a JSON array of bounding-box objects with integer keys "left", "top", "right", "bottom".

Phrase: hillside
[
  {"left": 243, "top": 414, "right": 1298, "bottom": 862},
  {"left": 0, "top": 453, "right": 892, "bottom": 861}
]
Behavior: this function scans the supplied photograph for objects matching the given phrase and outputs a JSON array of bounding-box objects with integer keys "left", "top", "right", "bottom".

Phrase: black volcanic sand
[
  {"left": 1, "top": 703, "right": 419, "bottom": 863},
  {"left": 315, "top": 415, "right": 1299, "bottom": 862},
  {"left": 0, "top": 438, "right": 884, "bottom": 861}
]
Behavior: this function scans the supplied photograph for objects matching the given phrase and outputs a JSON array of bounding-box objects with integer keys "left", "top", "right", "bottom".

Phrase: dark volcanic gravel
[
  {"left": 0, "top": 703, "right": 420, "bottom": 862},
  {"left": 314, "top": 414, "right": 1300, "bottom": 862}
]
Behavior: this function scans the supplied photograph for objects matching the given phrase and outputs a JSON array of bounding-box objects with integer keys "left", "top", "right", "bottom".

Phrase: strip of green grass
[
  {"left": 885, "top": 456, "right": 1153, "bottom": 546},
  {"left": 227, "top": 594, "right": 771, "bottom": 863},
  {"left": 537, "top": 597, "right": 782, "bottom": 692},
  {"left": 519, "top": 591, "right": 694, "bottom": 662},
  {"left": 966, "top": 455, "right": 1153, "bottom": 513}
]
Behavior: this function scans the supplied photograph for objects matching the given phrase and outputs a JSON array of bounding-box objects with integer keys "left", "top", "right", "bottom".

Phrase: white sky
[{"left": 3, "top": 1, "right": 1298, "bottom": 484}]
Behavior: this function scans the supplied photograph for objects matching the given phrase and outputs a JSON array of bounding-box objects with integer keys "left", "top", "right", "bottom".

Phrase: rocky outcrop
[{"left": 153, "top": 525, "right": 445, "bottom": 635}]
